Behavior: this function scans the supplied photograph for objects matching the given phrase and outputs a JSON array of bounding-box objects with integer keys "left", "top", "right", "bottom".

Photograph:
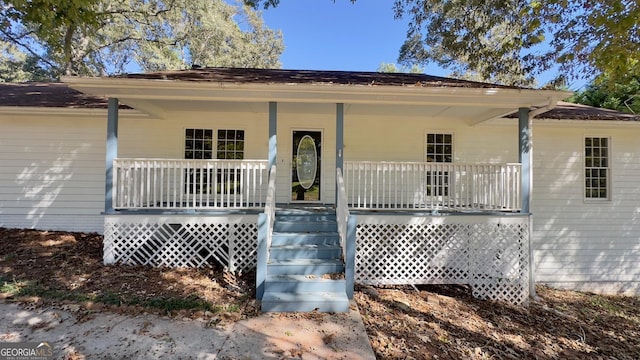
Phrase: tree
[
  {"left": 0, "top": 0, "right": 284, "bottom": 78},
  {"left": 377, "top": 62, "right": 424, "bottom": 73},
  {"left": 394, "top": 0, "right": 639, "bottom": 87},
  {"left": 0, "top": 40, "right": 56, "bottom": 82},
  {"left": 248, "top": 0, "right": 638, "bottom": 87},
  {"left": 571, "top": 76, "right": 640, "bottom": 114}
]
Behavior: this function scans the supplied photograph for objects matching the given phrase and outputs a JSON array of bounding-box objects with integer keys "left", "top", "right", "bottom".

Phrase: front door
[{"left": 291, "top": 130, "right": 322, "bottom": 202}]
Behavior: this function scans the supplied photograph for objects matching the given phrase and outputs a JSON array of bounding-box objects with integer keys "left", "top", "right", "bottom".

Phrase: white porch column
[
  {"left": 105, "top": 98, "right": 119, "bottom": 214},
  {"left": 336, "top": 103, "right": 344, "bottom": 172},
  {"left": 268, "top": 102, "right": 277, "bottom": 172},
  {"left": 519, "top": 106, "right": 536, "bottom": 299},
  {"left": 518, "top": 107, "right": 531, "bottom": 213},
  {"left": 336, "top": 103, "right": 344, "bottom": 203}
]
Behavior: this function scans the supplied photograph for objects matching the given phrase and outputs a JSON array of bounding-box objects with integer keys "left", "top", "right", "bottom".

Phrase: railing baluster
[{"left": 342, "top": 161, "right": 522, "bottom": 212}]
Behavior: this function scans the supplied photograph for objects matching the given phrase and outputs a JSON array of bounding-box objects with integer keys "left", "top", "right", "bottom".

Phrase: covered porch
[{"left": 64, "top": 69, "right": 568, "bottom": 305}]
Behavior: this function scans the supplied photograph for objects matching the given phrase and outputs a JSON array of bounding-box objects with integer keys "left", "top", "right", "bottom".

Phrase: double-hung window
[
  {"left": 585, "top": 137, "right": 609, "bottom": 200},
  {"left": 426, "top": 133, "right": 452, "bottom": 196},
  {"left": 184, "top": 128, "right": 245, "bottom": 195}
]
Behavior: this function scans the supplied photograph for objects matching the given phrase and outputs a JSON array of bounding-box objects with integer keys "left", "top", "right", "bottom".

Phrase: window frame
[
  {"left": 216, "top": 129, "right": 245, "bottom": 160},
  {"left": 184, "top": 128, "right": 214, "bottom": 160},
  {"left": 425, "top": 132, "right": 454, "bottom": 164},
  {"left": 425, "top": 131, "right": 454, "bottom": 197},
  {"left": 584, "top": 136, "right": 611, "bottom": 202},
  {"left": 183, "top": 127, "right": 246, "bottom": 196}
]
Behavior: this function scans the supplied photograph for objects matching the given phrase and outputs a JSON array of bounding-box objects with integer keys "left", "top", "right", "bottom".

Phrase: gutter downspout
[{"left": 526, "top": 98, "right": 558, "bottom": 300}]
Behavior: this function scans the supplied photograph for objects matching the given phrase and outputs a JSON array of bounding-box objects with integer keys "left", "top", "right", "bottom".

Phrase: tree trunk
[{"left": 63, "top": 24, "right": 76, "bottom": 76}]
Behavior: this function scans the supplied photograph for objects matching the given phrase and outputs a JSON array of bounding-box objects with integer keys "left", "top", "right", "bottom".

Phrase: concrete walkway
[{"left": 0, "top": 301, "right": 376, "bottom": 359}]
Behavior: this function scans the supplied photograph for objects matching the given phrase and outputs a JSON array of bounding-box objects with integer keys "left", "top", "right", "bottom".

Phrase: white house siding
[
  {"left": 343, "top": 106, "right": 519, "bottom": 164},
  {"left": 0, "top": 112, "right": 106, "bottom": 232},
  {"left": 143, "top": 103, "right": 269, "bottom": 160},
  {"left": 532, "top": 120, "right": 640, "bottom": 295},
  {"left": 275, "top": 103, "right": 337, "bottom": 204}
]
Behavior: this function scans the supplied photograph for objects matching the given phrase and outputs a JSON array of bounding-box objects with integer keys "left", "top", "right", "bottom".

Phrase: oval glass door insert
[{"left": 296, "top": 135, "right": 317, "bottom": 190}]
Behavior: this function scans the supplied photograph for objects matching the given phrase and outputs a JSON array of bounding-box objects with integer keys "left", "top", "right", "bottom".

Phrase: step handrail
[
  {"left": 257, "top": 165, "right": 277, "bottom": 300},
  {"left": 336, "top": 167, "right": 356, "bottom": 299}
]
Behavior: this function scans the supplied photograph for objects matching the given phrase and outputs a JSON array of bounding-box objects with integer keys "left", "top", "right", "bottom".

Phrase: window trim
[
  {"left": 184, "top": 128, "right": 214, "bottom": 160},
  {"left": 424, "top": 131, "right": 454, "bottom": 197},
  {"left": 424, "top": 131, "right": 454, "bottom": 163},
  {"left": 584, "top": 135, "right": 611, "bottom": 202},
  {"left": 183, "top": 127, "right": 246, "bottom": 160},
  {"left": 215, "top": 128, "right": 246, "bottom": 160}
]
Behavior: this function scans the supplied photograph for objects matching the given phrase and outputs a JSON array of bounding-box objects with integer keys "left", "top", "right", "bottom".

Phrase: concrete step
[
  {"left": 273, "top": 220, "right": 337, "bottom": 233},
  {"left": 261, "top": 291, "right": 350, "bottom": 312},
  {"left": 274, "top": 214, "right": 337, "bottom": 222},
  {"left": 265, "top": 274, "right": 346, "bottom": 293},
  {"left": 269, "top": 244, "right": 342, "bottom": 260},
  {"left": 271, "top": 232, "right": 340, "bottom": 246},
  {"left": 267, "top": 259, "right": 344, "bottom": 276}
]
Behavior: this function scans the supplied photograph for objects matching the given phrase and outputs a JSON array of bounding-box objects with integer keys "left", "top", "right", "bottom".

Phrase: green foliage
[
  {"left": 377, "top": 62, "right": 424, "bottom": 73},
  {"left": 0, "top": 0, "right": 284, "bottom": 79},
  {"left": 246, "top": 0, "right": 355, "bottom": 8},
  {"left": 0, "top": 40, "right": 57, "bottom": 82},
  {"left": 571, "top": 75, "right": 640, "bottom": 114},
  {"left": 393, "top": 0, "right": 639, "bottom": 87}
]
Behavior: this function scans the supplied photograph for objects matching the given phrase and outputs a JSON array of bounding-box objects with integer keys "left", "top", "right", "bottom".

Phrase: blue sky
[
  {"left": 260, "top": 1, "right": 427, "bottom": 72},
  {"left": 260, "top": 1, "right": 587, "bottom": 89}
]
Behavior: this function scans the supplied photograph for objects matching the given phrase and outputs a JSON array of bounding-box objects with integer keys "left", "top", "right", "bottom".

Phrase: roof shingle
[
  {"left": 0, "top": 82, "right": 129, "bottom": 109},
  {"left": 115, "top": 67, "right": 516, "bottom": 89}
]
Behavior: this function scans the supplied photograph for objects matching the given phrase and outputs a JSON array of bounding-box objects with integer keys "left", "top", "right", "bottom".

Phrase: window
[
  {"left": 184, "top": 128, "right": 244, "bottom": 196},
  {"left": 185, "top": 129, "right": 213, "bottom": 160},
  {"left": 585, "top": 137, "right": 609, "bottom": 199},
  {"left": 426, "top": 133, "right": 453, "bottom": 163},
  {"left": 217, "top": 129, "right": 244, "bottom": 160},
  {"left": 184, "top": 129, "right": 213, "bottom": 195},
  {"left": 426, "top": 133, "right": 452, "bottom": 196}
]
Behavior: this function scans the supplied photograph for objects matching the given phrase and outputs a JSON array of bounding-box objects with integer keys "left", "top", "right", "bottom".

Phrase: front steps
[{"left": 261, "top": 209, "right": 350, "bottom": 312}]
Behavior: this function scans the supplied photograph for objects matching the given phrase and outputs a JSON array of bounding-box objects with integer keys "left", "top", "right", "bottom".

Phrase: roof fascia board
[{"left": 0, "top": 106, "right": 148, "bottom": 118}]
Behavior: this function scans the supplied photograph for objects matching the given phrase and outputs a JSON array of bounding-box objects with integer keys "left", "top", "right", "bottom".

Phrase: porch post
[
  {"left": 519, "top": 107, "right": 537, "bottom": 299},
  {"left": 105, "top": 98, "right": 119, "bottom": 214},
  {"left": 518, "top": 107, "right": 531, "bottom": 214},
  {"left": 336, "top": 103, "right": 344, "bottom": 203},
  {"left": 269, "top": 102, "right": 277, "bottom": 172}
]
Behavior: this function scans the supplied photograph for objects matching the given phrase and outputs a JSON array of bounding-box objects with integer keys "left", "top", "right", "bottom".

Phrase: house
[{"left": 1, "top": 69, "right": 639, "bottom": 312}]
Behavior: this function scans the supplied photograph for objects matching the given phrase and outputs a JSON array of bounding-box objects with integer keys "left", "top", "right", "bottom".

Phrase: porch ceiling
[{"left": 62, "top": 76, "right": 570, "bottom": 123}]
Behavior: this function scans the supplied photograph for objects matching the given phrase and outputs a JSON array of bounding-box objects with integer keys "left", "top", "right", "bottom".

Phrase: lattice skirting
[
  {"left": 104, "top": 214, "right": 258, "bottom": 272},
  {"left": 355, "top": 214, "right": 530, "bottom": 305}
]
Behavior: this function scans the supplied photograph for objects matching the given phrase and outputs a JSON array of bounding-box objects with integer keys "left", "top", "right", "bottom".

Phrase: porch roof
[
  {"left": 113, "top": 68, "right": 516, "bottom": 89},
  {"left": 62, "top": 68, "right": 570, "bottom": 122}
]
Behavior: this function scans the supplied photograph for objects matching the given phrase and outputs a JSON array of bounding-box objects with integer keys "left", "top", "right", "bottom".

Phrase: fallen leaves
[
  {"left": 355, "top": 284, "right": 640, "bottom": 359},
  {"left": 2, "top": 227, "right": 639, "bottom": 360}
]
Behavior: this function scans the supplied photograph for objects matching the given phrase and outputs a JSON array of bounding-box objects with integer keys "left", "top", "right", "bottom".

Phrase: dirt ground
[{"left": 1, "top": 227, "right": 639, "bottom": 359}]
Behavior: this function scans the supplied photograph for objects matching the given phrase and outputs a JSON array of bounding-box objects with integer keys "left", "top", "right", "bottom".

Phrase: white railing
[
  {"left": 113, "top": 159, "right": 269, "bottom": 210},
  {"left": 257, "top": 165, "right": 277, "bottom": 300},
  {"left": 264, "top": 165, "right": 277, "bottom": 255},
  {"left": 336, "top": 168, "right": 356, "bottom": 298},
  {"left": 344, "top": 161, "right": 521, "bottom": 211},
  {"left": 336, "top": 169, "right": 348, "bottom": 261}
]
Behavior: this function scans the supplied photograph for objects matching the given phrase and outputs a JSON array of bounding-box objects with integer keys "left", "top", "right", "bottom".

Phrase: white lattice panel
[
  {"left": 355, "top": 214, "right": 529, "bottom": 305},
  {"left": 104, "top": 215, "right": 258, "bottom": 272}
]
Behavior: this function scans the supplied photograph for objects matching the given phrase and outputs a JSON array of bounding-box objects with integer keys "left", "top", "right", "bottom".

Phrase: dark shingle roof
[
  {"left": 115, "top": 67, "right": 517, "bottom": 89},
  {"left": 0, "top": 82, "right": 129, "bottom": 109},
  {"left": 1, "top": 69, "right": 638, "bottom": 122},
  {"left": 536, "top": 101, "right": 640, "bottom": 121}
]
